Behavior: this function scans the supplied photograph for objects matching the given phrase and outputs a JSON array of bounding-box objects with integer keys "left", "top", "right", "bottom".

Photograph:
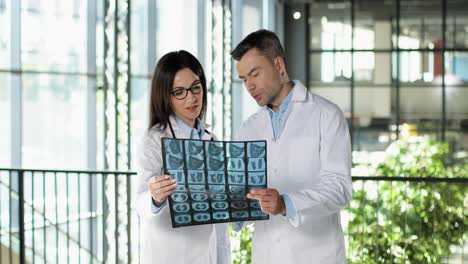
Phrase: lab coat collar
[
  {"left": 163, "top": 115, "right": 212, "bottom": 140},
  {"left": 290, "top": 80, "right": 309, "bottom": 102}
]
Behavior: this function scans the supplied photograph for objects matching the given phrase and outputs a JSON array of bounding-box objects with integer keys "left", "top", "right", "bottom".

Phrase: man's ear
[{"left": 274, "top": 56, "right": 285, "bottom": 75}]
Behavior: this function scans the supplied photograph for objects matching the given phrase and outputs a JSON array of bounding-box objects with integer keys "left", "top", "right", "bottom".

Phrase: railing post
[
  {"left": 18, "top": 170, "right": 25, "bottom": 264},
  {"left": 127, "top": 174, "right": 131, "bottom": 263}
]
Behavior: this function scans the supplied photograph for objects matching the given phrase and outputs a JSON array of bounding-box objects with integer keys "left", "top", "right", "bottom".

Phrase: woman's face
[{"left": 170, "top": 68, "right": 203, "bottom": 127}]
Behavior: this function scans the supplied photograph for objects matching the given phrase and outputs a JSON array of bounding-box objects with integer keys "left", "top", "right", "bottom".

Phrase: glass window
[
  {"left": 0, "top": 0, "right": 9, "bottom": 68},
  {"left": 353, "top": 52, "right": 375, "bottom": 82},
  {"left": 399, "top": 0, "right": 442, "bottom": 50},
  {"left": 24, "top": 0, "right": 41, "bottom": 13},
  {"left": 0, "top": 73, "right": 10, "bottom": 166},
  {"left": 131, "top": 0, "right": 149, "bottom": 76},
  {"left": 373, "top": 51, "right": 392, "bottom": 85},
  {"left": 96, "top": 88, "right": 105, "bottom": 169},
  {"left": 353, "top": 21, "right": 374, "bottom": 50},
  {"left": 22, "top": 74, "right": 87, "bottom": 169},
  {"left": 353, "top": 51, "right": 393, "bottom": 152},
  {"left": 354, "top": 85, "right": 394, "bottom": 152},
  {"left": 400, "top": 50, "right": 423, "bottom": 82},
  {"left": 21, "top": 2, "right": 87, "bottom": 72},
  {"left": 291, "top": 0, "right": 468, "bottom": 175},
  {"left": 445, "top": 52, "right": 468, "bottom": 152},
  {"left": 155, "top": 0, "right": 198, "bottom": 60},
  {"left": 320, "top": 19, "right": 351, "bottom": 51},
  {"left": 446, "top": 84, "right": 468, "bottom": 153},
  {"left": 446, "top": 52, "right": 468, "bottom": 82},
  {"left": 309, "top": 50, "right": 351, "bottom": 118},
  {"left": 96, "top": 0, "right": 104, "bottom": 87},
  {"left": 242, "top": 0, "right": 263, "bottom": 36},
  {"left": 354, "top": 0, "right": 395, "bottom": 50},
  {"left": 309, "top": 0, "right": 351, "bottom": 50},
  {"left": 130, "top": 0, "right": 151, "bottom": 169},
  {"left": 447, "top": 0, "right": 468, "bottom": 49},
  {"left": 310, "top": 52, "right": 352, "bottom": 84},
  {"left": 311, "top": 86, "right": 351, "bottom": 119},
  {"left": 400, "top": 85, "right": 442, "bottom": 139},
  {"left": 394, "top": 51, "right": 436, "bottom": 83},
  {"left": 130, "top": 77, "right": 149, "bottom": 170}
]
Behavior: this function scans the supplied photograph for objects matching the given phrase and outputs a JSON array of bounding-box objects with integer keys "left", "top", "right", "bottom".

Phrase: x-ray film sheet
[{"left": 161, "top": 138, "right": 269, "bottom": 228}]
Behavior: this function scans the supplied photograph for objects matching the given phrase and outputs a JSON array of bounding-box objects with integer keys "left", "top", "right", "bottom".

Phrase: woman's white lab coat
[
  {"left": 134, "top": 116, "right": 231, "bottom": 264},
  {"left": 237, "top": 81, "right": 352, "bottom": 264}
]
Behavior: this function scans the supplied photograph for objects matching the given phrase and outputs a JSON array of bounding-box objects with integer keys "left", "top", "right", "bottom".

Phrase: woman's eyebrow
[
  {"left": 190, "top": 79, "right": 201, "bottom": 86},
  {"left": 173, "top": 79, "right": 201, "bottom": 90}
]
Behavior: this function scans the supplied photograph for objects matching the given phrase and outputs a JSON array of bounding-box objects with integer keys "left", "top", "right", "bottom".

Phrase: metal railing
[
  {"left": 0, "top": 168, "right": 138, "bottom": 264},
  {"left": 1, "top": 168, "right": 466, "bottom": 263}
]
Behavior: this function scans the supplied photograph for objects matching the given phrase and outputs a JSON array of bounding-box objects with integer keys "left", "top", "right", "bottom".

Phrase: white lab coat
[
  {"left": 134, "top": 116, "right": 231, "bottom": 264},
  {"left": 237, "top": 81, "right": 352, "bottom": 264}
]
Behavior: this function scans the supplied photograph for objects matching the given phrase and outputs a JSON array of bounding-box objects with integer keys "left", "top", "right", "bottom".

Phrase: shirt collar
[
  {"left": 174, "top": 116, "right": 205, "bottom": 139},
  {"left": 267, "top": 83, "right": 295, "bottom": 115}
]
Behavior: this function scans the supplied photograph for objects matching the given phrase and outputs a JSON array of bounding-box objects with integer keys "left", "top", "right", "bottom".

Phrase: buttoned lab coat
[
  {"left": 237, "top": 81, "right": 352, "bottom": 264},
  {"left": 134, "top": 116, "right": 231, "bottom": 264}
]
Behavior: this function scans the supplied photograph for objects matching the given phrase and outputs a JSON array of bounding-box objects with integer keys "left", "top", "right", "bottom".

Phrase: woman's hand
[{"left": 148, "top": 175, "right": 177, "bottom": 206}]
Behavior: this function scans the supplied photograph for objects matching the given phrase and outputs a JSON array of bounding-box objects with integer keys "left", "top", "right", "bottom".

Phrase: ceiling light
[{"left": 293, "top": 11, "right": 301, "bottom": 20}]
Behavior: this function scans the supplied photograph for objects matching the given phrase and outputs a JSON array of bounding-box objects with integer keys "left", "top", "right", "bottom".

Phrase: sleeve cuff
[
  {"left": 151, "top": 198, "right": 166, "bottom": 214},
  {"left": 282, "top": 194, "right": 297, "bottom": 219}
]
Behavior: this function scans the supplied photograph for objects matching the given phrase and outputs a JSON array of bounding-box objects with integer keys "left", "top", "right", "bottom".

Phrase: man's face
[{"left": 236, "top": 48, "right": 282, "bottom": 107}]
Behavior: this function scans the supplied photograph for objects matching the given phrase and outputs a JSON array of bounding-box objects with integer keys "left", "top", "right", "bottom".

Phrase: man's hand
[
  {"left": 247, "top": 188, "right": 286, "bottom": 216},
  {"left": 148, "top": 175, "right": 177, "bottom": 206}
]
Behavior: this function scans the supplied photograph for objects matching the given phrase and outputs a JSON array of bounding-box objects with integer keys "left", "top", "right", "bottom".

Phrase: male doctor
[{"left": 231, "top": 29, "right": 353, "bottom": 263}]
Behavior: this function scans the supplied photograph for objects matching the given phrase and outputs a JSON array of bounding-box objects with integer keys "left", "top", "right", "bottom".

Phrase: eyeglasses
[{"left": 170, "top": 84, "right": 203, "bottom": 100}]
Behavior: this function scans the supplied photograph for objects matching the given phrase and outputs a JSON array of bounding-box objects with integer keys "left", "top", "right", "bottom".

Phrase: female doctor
[{"left": 134, "top": 50, "right": 231, "bottom": 264}]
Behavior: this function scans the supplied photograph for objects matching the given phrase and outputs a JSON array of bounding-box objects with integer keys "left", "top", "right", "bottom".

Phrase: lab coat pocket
[{"left": 288, "top": 138, "right": 319, "bottom": 187}]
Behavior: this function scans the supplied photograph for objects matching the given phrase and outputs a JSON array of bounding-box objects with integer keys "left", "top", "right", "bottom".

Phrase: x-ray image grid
[{"left": 161, "top": 138, "right": 269, "bottom": 228}]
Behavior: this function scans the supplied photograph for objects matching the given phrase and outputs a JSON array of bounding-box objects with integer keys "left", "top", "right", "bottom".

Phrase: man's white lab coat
[{"left": 237, "top": 81, "right": 352, "bottom": 264}]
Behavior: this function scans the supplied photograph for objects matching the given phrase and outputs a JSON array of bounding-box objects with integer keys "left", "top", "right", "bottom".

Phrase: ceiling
[{"left": 283, "top": 0, "right": 468, "bottom": 17}]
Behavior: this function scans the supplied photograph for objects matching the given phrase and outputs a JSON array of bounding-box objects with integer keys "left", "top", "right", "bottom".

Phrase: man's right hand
[{"left": 148, "top": 175, "right": 177, "bottom": 206}]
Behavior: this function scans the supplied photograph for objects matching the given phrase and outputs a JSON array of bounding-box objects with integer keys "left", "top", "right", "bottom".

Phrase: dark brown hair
[
  {"left": 148, "top": 50, "right": 207, "bottom": 130},
  {"left": 231, "top": 29, "right": 285, "bottom": 63}
]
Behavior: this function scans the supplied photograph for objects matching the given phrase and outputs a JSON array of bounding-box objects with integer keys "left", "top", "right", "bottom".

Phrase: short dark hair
[
  {"left": 148, "top": 50, "right": 207, "bottom": 130},
  {"left": 231, "top": 29, "right": 284, "bottom": 62}
]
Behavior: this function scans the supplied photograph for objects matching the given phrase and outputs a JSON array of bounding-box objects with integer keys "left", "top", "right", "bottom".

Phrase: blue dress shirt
[
  {"left": 266, "top": 86, "right": 297, "bottom": 219},
  {"left": 267, "top": 86, "right": 294, "bottom": 140},
  {"left": 175, "top": 117, "right": 205, "bottom": 139},
  {"left": 232, "top": 85, "right": 298, "bottom": 231}
]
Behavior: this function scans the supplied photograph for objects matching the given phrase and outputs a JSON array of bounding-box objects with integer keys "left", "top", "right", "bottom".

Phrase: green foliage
[
  {"left": 347, "top": 137, "right": 467, "bottom": 263},
  {"left": 230, "top": 224, "right": 253, "bottom": 264},
  {"left": 375, "top": 137, "right": 449, "bottom": 177}
]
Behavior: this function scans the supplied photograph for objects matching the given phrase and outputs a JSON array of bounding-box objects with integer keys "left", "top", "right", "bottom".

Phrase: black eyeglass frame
[{"left": 170, "top": 84, "right": 203, "bottom": 100}]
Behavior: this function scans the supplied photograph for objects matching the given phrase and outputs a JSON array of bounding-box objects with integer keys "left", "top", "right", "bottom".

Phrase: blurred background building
[{"left": 0, "top": 0, "right": 467, "bottom": 263}]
